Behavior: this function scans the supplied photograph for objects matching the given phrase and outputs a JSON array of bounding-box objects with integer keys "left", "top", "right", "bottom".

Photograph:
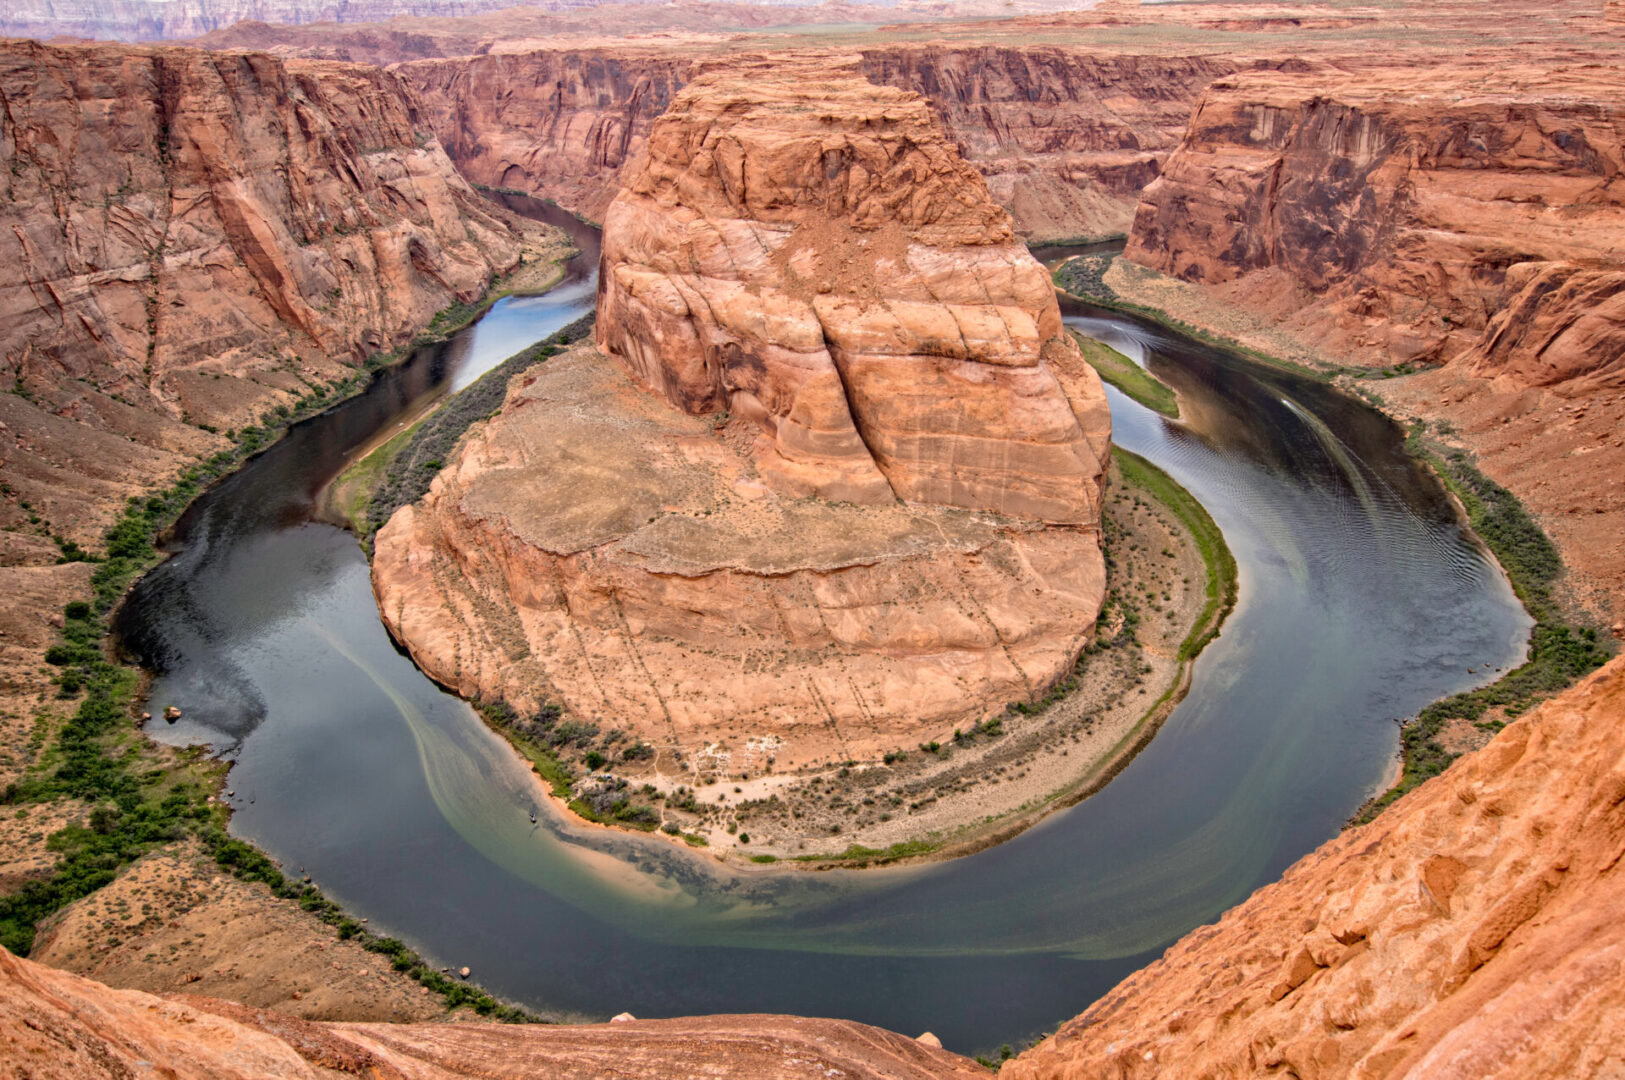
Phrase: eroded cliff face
[
  {"left": 0, "top": 39, "right": 546, "bottom": 544},
  {"left": 0, "top": 945, "right": 986, "bottom": 1080},
  {"left": 1125, "top": 65, "right": 1625, "bottom": 383},
  {"left": 399, "top": 45, "right": 1227, "bottom": 241},
  {"left": 856, "top": 47, "right": 1233, "bottom": 242},
  {"left": 373, "top": 63, "right": 1110, "bottom": 780},
  {"left": 1007, "top": 653, "right": 1625, "bottom": 1080},
  {"left": 402, "top": 49, "right": 695, "bottom": 223}
]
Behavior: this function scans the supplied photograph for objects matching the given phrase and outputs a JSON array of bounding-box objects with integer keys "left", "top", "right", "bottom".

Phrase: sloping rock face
[
  {"left": 1007, "top": 654, "right": 1625, "bottom": 1080},
  {"left": 400, "top": 45, "right": 1226, "bottom": 241},
  {"left": 0, "top": 946, "right": 986, "bottom": 1080},
  {"left": 373, "top": 64, "right": 1109, "bottom": 771},
  {"left": 0, "top": 40, "right": 529, "bottom": 419},
  {"left": 1125, "top": 65, "right": 1625, "bottom": 383},
  {"left": 598, "top": 61, "right": 1110, "bottom": 522}
]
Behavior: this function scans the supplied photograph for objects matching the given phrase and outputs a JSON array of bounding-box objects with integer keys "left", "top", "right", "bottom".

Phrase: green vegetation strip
[
  {"left": 361, "top": 313, "right": 595, "bottom": 540},
  {"left": 1071, "top": 330, "right": 1178, "bottom": 418},
  {"left": 1113, "top": 448, "right": 1236, "bottom": 661},
  {"left": 1354, "top": 429, "right": 1612, "bottom": 823},
  {"left": 1053, "top": 253, "right": 1328, "bottom": 382}
]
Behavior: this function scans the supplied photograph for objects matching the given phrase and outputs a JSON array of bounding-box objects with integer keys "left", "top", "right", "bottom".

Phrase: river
[{"left": 112, "top": 206, "right": 1531, "bottom": 1058}]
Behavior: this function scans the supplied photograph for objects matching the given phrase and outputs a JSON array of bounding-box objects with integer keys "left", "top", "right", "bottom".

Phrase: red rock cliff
[{"left": 1125, "top": 64, "right": 1625, "bottom": 387}]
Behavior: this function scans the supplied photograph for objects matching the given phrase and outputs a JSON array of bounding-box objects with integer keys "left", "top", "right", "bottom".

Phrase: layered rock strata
[
  {"left": 1008, "top": 653, "right": 1625, "bottom": 1080},
  {"left": 0, "top": 946, "right": 985, "bottom": 1080},
  {"left": 0, "top": 39, "right": 550, "bottom": 543},
  {"left": 373, "top": 65, "right": 1110, "bottom": 772},
  {"left": 399, "top": 46, "right": 1228, "bottom": 240}
]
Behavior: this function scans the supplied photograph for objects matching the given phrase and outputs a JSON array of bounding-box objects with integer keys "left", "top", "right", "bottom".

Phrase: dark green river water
[{"left": 113, "top": 209, "right": 1531, "bottom": 1057}]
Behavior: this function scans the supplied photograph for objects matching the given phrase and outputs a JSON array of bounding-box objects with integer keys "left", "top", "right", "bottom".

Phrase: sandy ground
[
  {"left": 29, "top": 840, "right": 451, "bottom": 1023},
  {"left": 596, "top": 451, "right": 1214, "bottom": 864}
]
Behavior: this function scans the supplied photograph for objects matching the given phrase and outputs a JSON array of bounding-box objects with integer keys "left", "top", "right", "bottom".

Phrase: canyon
[
  {"left": 3, "top": 1, "right": 1625, "bottom": 1077},
  {"left": 370, "top": 62, "right": 1116, "bottom": 831}
]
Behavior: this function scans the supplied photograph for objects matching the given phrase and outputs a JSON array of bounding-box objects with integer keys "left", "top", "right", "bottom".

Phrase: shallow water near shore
[{"left": 115, "top": 210, "right": 1530, "bottom": 1055}]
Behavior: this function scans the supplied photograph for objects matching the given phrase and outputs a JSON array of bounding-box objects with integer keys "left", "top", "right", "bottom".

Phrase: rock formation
[
  {"left": 1007, "top": 652, "right": 1625, "bottom": 1080},
  {"left": 0, "top": 39, "right": 552, "bottom": 543},
  {"left": 372, "top": 62, "right": 1110, "bottom": 772},
  {"left": 0, "top": 945, "right": 986, "bottom": 1080}
]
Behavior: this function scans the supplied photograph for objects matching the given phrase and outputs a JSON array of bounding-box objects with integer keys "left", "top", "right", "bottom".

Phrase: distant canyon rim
[{"left": 2, "top": 1, "right": 1624, "bottom": 1077}]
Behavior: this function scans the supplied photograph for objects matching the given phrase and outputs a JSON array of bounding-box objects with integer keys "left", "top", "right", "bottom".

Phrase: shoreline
[
  {"left": 1057, "top": 253, "right": 1613, "bottom": 823},
  {"left": 2, "top": 219, "right": 578, "bottom": 1020},
  {"left": 429, "top": 439, "right": 1238, "bottom": 873}
]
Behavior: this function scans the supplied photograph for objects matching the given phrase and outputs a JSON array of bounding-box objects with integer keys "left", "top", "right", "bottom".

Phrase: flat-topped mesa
[{"left": 596, "top": 61, "right": 1109, "bottom": 524}]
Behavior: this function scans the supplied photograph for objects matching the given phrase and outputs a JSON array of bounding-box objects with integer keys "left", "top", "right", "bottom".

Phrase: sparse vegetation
[
  {"left": 1071, "top": 331, "right": 1179, "bottom": 418},
  {"left": 1354, "top": 429, "right": 1612, "bottom": 823}
]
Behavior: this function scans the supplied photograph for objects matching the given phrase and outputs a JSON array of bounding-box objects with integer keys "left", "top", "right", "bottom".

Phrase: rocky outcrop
[
  {"left": 1125, "top": 65, "right": 1625, "bottom": 385},
  {"left": 373, "top": 63, "right": 1109, "bottom": 775},
  {"left": 1007, "top": 654, "right": 1625, "bottom": 1080},
  {"left": 399, "top": 45, "right": 1228, "bottom": 241},
  {"left": 0, "top": 945, "right": 986, "bottom": 1080}
]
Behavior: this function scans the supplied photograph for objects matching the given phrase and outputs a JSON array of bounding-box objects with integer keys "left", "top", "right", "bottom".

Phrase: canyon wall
[
  {"left": 1125, "top": 65, "right": 1625, "bottom": 385},
  {"left": 856, "top": 46, "right": 1234, "bottom": 241},
  {"left": 1008, "top": 653, "right": 1625, "bottom": 1080},
  {"left": 402, "top": 49, "right": 695, "bottom": 223},
  {"left": 0, "top": 39, "right": 549, "bottom": 542},
  {"left": 400, "top": 45, "right": 1228, "bottom": 239},
  {"left": 0, "top": 945, "right": 986, "bottom": 1080},
  {"left": 373, "top": 62, "right": 1111, "bottom": 776}
]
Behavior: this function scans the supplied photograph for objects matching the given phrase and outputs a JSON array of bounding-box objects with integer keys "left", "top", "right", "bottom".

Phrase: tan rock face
[
  {"left": 0, "top": 945, "right": 987, "bottom": 1080},
  {"left": 1125, "top": 64, "right": 1625, "bottom": 387},
  {"left": 1006, "top": 655, "right": 1625, "bottom": 1080},
  {"left": 374, "top": 63, "right": 1109, "bottom": 773},
  {"left": 597, "top": 60, "right": 1110, "bottom": 523}
]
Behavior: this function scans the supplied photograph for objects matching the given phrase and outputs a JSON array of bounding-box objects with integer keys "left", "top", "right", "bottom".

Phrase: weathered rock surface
[
  {"left": 0, "top": 39, "right": 551, "bottom": 544},
  {"left": 1007, "top": 654, "right": 1625, "bottom": 1080},
  {"left": 0, "top": 945, "right": 987, "bottom": 1079},
  {"left": 598, "top": 61, "right": 1110, "bottom": 521},
  {"left": 374, "top": 64, "right": 1109, "bottom": 773},
  {"left": 1126, "top": 64, "right": 1625, "bottom": 383}
]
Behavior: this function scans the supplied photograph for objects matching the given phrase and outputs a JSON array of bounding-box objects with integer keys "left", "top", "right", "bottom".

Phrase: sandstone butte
[
  {"left": 371, "top": 61, "right": 1112, "bottom": 773},
  {"left": 0, "top": 38, "right": 553, "bottom": 547}
]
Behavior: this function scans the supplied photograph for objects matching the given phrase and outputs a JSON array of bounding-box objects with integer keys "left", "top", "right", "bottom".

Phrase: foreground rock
[
  {"left": 374, "top": 63, "right": 1108, "bottom": 785},
  {"left": 1007, "top": 653, "right": 1625, "bottom": 1080},
  {"left": 0, "top": 945, "right": 986, "bottom": 1080}
]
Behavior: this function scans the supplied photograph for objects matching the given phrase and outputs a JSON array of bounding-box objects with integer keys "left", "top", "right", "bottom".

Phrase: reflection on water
[{"left": 114, "top": 221, "right": 1531, "bottom": 1055}]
